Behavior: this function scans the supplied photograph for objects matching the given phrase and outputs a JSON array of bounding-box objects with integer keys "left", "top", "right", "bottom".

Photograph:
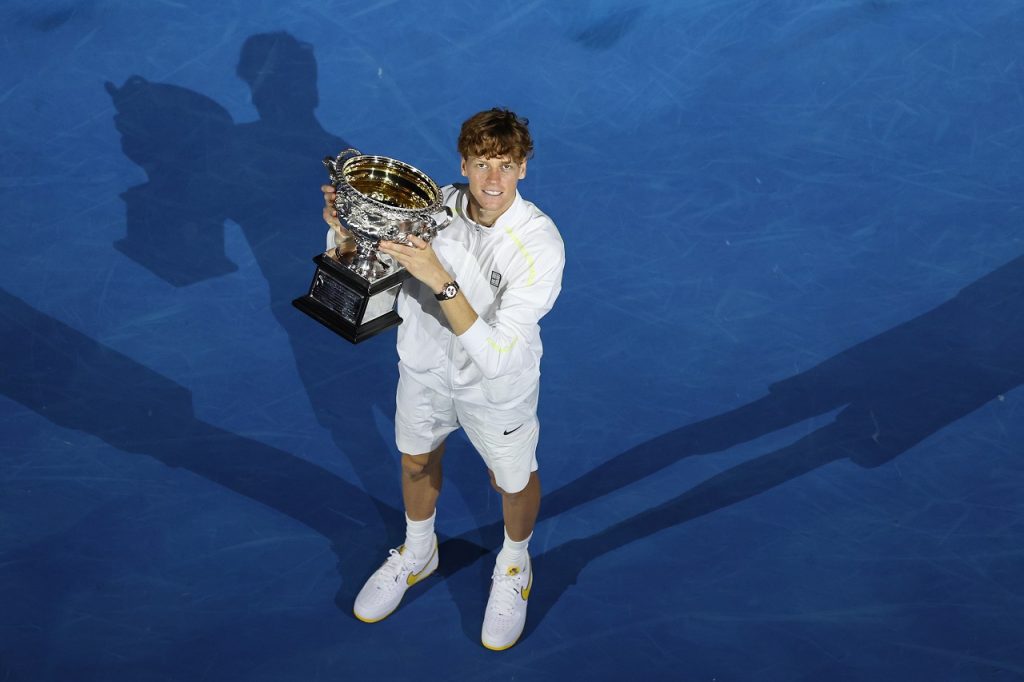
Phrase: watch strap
[{"left": 434, "top": 280, "right": 460, "bottom": 301}]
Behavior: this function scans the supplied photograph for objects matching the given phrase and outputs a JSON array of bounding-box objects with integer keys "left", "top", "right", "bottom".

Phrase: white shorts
[{"left": 395, "top": 369, "right": 540, "bottom": 494}]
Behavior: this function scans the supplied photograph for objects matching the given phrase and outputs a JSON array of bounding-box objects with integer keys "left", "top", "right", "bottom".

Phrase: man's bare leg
[
  {"left": 352, "top": 442, "right": 446, "bottom": 623},
  {"left": 492, "top": 470, "right": 541, "bottom": 541},
  {"left": 402, "top": 442, "right": 446, "bottom": 521}
]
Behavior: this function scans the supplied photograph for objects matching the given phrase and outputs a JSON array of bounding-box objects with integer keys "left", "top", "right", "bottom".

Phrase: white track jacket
[{"left": 396, "top": 184, "right": 564, "bottom": 409}]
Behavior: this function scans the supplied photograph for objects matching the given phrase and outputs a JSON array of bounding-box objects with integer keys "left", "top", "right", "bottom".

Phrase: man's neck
[
  {"left": 469, "top": 206, "right": 497, "bottom": 227},
  {"left": 467, "top": 197, "right": 511, "bottom": 228}
]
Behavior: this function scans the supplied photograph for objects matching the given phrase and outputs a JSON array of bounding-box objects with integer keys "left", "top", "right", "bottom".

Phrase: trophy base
[{"left": 292, "top": 252, "right": 407, "bottom": 344}]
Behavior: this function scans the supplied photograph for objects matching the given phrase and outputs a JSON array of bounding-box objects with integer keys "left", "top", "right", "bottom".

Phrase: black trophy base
[{"left": 292, "top": 251, "right": 407, "bottom": 344}]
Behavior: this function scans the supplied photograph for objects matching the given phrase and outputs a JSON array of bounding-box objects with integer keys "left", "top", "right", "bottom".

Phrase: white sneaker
[
  {"left": 353, "top": 537, "right": 438, "bottom": 623},
  {"left": 481, "top": 555, "right": 532, "bottom": 650}
]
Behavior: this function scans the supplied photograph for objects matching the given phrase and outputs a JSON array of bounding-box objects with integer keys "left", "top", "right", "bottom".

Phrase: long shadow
[
  {"left": 104, "top": 33, "right": 493, "bottom": 549},
  {"left": 543, "top": 252, "right": 1024, "bottom": 521}
]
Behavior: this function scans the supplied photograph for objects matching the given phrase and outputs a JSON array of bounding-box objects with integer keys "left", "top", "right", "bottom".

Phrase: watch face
[{"left": 443, "top": 284, "right": 458, "bottom": 298}]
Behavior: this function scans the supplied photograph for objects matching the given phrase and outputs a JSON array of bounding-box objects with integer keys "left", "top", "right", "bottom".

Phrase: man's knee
[
  {"left": 402, "top": 449, "right": 442, "bottom": 481},
  {"left": 489, "top": 469, "right": 534, "bottom": 497}
]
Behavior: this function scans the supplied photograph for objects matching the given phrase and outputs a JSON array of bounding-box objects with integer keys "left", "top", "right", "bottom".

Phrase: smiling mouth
[{"left": 483, "top": 190, "right": 502, "bottom": 196}]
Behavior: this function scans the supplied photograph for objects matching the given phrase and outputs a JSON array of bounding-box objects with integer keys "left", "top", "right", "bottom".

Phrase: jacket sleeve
[{"left": 456, "top": 231, "right": 565, "bottom": 380}]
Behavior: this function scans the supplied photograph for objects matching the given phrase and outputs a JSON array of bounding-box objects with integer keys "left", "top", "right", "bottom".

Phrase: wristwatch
[{"left": 434, "top": 280, "right": 460, "bottom": 301}]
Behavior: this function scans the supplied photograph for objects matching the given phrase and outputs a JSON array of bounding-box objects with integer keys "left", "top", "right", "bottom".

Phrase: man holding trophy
[{"left": 320, "top": 108, "right": 565, "bottom": 650}]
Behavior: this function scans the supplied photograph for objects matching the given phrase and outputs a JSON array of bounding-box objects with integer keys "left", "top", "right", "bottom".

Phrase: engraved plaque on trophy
[{"left": 293, "top": 149, "right": 452, "bottom": 343}]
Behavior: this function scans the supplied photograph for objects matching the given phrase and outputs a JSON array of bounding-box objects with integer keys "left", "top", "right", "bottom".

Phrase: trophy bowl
[
  {"left": 325, "top": 149, "right": 452, "bottom": 279},
  {"left": 293, "top": 149, "right": 452, "bottom": 344}
]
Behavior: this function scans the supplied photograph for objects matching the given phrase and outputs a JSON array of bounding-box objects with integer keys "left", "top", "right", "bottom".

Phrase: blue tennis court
[{"left": 2, "top": 2, "right": 1022, "bottom": 679}]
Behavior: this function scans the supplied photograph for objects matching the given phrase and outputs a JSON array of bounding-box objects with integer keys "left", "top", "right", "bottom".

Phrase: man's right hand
[
  {"left": 322, "top": 184, "right": 354, "bottom": 252},
  {"left": 322, "top": 184, "right": 342, "bottom": 230}
]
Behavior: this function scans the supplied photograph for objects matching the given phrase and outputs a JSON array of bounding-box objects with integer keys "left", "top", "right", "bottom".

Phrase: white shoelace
[
  {"left": 375, "top": 549, "right": 413, "bottom": 587},
  {"left": 488, "top": 570, "right": 525, "bottom": 617}
]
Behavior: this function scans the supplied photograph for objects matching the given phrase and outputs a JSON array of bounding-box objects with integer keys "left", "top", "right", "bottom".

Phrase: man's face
[{"left": 460, "top": 155, "right": 527, "bottom": 226}]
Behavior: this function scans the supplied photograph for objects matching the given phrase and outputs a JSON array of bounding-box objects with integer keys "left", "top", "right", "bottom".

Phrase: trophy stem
[{"left": 350, "top": 238, "right": 390, "bottom": 279}]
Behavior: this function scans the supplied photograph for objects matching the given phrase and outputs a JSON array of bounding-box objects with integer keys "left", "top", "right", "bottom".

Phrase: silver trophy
[{"left": 293, "top": 149, "right": 453, "bottom": 343}]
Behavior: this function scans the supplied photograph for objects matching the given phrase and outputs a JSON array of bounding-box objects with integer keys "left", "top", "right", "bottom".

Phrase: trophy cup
[{"left": 293, "top": 149, "right": 453, "bottom": 343}]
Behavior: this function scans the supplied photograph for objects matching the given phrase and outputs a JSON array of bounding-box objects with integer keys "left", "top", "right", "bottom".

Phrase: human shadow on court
[
  {"left": 105, "top": 33, "right": 394, "bottom": 515},
  {"left": 104, "top": 33, "right": 494, "bottom": 551},
  {"left": 518, "top": 252, "right": 1024, "bottom": 635}
]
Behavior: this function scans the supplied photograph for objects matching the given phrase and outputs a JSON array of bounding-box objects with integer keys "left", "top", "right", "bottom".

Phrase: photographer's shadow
[{"left": 106, "top": 33, "right": 387, "bottom": 523}]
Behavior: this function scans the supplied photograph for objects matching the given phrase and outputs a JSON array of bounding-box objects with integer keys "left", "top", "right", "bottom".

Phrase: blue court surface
[{"left": 2, "top": 2, "right": 1022, "bottom": 680}]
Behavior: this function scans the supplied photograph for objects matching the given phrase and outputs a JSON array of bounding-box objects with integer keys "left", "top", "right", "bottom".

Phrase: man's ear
[
  {"left": 460, "top": 157, "right": 468, "bottom": 178},
  {"left": 518, "top": 158, "right": 527, "bottom": 180}
]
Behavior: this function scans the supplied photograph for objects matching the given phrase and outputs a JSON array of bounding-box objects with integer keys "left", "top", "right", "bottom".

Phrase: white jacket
[{"left": 396, "top": 184, "right": 564, "bottom": 408}]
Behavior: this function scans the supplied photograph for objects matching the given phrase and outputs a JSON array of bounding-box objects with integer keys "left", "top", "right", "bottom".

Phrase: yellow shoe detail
[
  {"left": 354, "top": 608, "right": 393, "bottom": 624},
  {"left": 405, "top": 542, "right": 438, "bottom": 586}
]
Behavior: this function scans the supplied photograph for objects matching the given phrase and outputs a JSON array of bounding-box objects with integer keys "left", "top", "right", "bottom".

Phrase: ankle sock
[
  {"left": 496, "top": 527, "right": 531, "bottom": 571},
  {"left": 404, "top": 511, "right": 436, "bottom": 560}
]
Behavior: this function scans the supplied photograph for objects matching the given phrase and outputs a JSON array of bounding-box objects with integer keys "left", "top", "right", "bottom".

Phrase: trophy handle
[
  {"left": 323, "top": 148, "right": 362, "bottom": 182},
  {"left": 430, "top": 206, "right": 454, "bottom": 233}
]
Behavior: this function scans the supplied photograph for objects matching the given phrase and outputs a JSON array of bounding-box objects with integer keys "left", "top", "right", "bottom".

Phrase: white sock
[
  {"left": 496, "top": 528, "right": 531, "bottom": 572},
  {"left": 404, "top": 511, "right": 436, "bottom": 561}
]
